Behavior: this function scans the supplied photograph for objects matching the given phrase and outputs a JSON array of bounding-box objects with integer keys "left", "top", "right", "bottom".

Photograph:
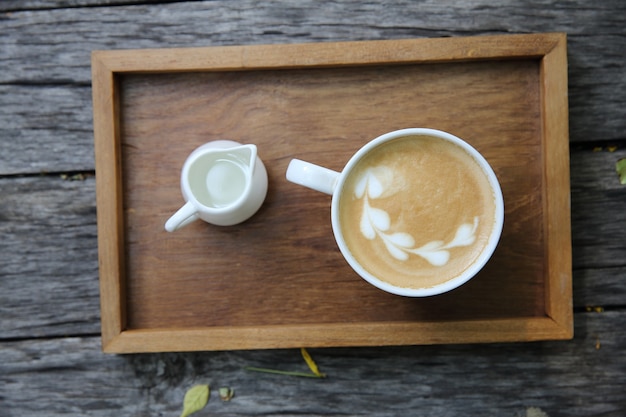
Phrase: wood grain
[
  {"left": 89, "top": 35, "right": 573, "bottom": 352},
  {"left": 1, "top": 0, "right": 625, "bottom": 415},
  {"left": 2, "top": 147, "right": 621, "bottom": 340},
  {"left": 0, "top": 147, "right": 622, "bottom": 340},
  {"left": 0, "top": 176, "right": 100, "bottom": 338},
  {"left": 540, "top": 35, "right": 572, "bottom": 332},
  {"left": 1, "top": 0, "right": 624, "bottom": 145},
  {"left": 0, "top": 310, "right": 623, "bottom": 416},
  {"left": 91, "top": 51, "right": 128, "bottom": 351},
  {"left": 570, "top": 147, "right": 626, "bottom": 269},
  {"left": 1, "top": 1, "right": 624, "bottom": 176},
  {"left": 0, "top": 84, "right": 94, "bottom": 175}
]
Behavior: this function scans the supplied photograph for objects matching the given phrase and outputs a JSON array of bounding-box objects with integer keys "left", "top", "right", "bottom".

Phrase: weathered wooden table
[{"left": 1, "top": 1, "right": 625, "bottom": 416}]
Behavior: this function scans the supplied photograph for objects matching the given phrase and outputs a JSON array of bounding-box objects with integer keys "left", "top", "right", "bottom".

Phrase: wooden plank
[
  {"left": 0, "top": 176, "right": 100, "bottom": 338},
  {"left": 0, "top": 147, "right": 622, "bottom": 340},
  {"left": 92, "top": 34, "right": 560, "bottom": 73},
  {"left": 0, "top": 85, "right": 94, "bottom": 176},
  {"left": 0, "top": 83, "right": 620, "bottom": 179},
  {"left": 0, "top": 0, "right": 134, "bottom": 11},
  {"left": 0, "top": 1, "right": 624, "bottom": 143},
  {"left": 0, "top": 3, "right": 623, "bottom": 176},
  {"left": 2, "top": 0, "right": 624, "bottom": 84},
  {"left": 570, "top": 146, "right": 626, "bottom": 269},
  {"left": 574, "top": 266, "right": 626, "bottom": 307},
  {"left": 0, "top": 79, "right": 623, "bottom": 180},
  {"left": 104, "top": 318, "right": 572, "bottom": 353},
  {"left": 91, "top": 51, "right": 126, "bottom": 351},
  {"left": 0, "top": 310, "right": 623, "bottom": 416},
  {"left": 540, "top": 33, "right": 572, "bottom": 333}
]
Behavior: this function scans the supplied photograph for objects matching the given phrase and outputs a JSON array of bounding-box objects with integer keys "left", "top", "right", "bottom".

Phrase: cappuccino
[{"left": 337, "top": 135, "right": 497, "bottom": 290}]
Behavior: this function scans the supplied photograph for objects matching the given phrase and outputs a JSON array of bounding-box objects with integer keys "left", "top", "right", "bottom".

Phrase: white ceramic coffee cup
[
  {"left": 286, "top": 128, "right": 504, "bottom": 297},
  {"left": 165, "top": 140, "right": 268, "bottom": 232}
]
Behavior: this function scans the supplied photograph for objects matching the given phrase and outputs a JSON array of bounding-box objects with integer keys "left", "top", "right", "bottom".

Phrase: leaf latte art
[
  {"left": 357, "top": 167, "right": 479, "bottom": 266},
  {"left": 338, "top": 135, "right": 497, "bottom": 290}
]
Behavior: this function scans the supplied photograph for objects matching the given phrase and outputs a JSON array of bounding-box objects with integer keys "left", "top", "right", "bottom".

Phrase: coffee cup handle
[
  {"left": 165, "top": 202, "right": 199, "bottom": 232},
  {"left": 286, "top": 159, "right": 340, "bottom": 195}
]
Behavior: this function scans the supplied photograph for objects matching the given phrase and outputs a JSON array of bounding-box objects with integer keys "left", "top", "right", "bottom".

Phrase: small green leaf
[
  {"left": 218, "top": 387, "right": 235, "bottom": 401},
  {"left": 616, "top": 158, "right": 626, "bottom": 185},
  {"left": 180, "top": 384, "right": 209, "bottom": 417}
]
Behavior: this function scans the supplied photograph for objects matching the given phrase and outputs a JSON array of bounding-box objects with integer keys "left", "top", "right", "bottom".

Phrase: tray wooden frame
[{"left": 92, "top": 33, "right": 571, "bottom": 353}]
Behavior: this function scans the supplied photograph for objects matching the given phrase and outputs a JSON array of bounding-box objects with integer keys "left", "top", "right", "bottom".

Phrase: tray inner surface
[{"left": 119, "top": 59, "right": 545, "bottom": 330}]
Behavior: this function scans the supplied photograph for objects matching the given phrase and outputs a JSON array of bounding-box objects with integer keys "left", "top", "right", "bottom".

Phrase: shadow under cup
[{"left": 332, "top": 129, "right": 504, "bottom": 297}]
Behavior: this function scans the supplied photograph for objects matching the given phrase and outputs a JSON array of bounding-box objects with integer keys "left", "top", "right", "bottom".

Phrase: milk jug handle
[
  {"left": 165, "top": 201, "right": 198, "bottom": 232},
  {"left": 286, "top": 159, "right": 340, "bottom": 195}
]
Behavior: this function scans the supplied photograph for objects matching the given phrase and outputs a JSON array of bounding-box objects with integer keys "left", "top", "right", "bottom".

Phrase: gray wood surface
[
  {"left": 0, "top": 176, "right": 99, "bottom": 339},
  {"left": 1, "top": 0, "right": 625, "bottom": 416},
  {"left": 1, "top": 310, "right": 624, "bottom": 417},
  {"left": 0, "top": 85, "right": 94, "bottom": 175},
  {"left": 0, "top": 0, "right": 625, "bottom": 176}
]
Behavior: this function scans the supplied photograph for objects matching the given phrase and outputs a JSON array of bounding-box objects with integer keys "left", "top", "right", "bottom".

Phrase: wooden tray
[{"left": 92, "top": 33, "right": 572, "bottom": 353}]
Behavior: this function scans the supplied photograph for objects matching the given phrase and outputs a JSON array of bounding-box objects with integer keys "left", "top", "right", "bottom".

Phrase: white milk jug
[{"left": 165, "top": 140, "right": 268, "bottom": 232}]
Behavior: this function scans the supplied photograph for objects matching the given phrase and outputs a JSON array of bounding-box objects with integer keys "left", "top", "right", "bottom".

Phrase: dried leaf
[
  {"left": 301, "top": 348, "right": 325, "bottom": 378},
  {"left": 245, "top": 348, "right": 326, "bottom": 379},
  {"left": 245, "top": 367, "right": 323, "bottom": 378},
  {"left": 180, "top": 384, "right": 209, "bottom": 417},
  {"left": 218, "top": 387, "right": 235, "bottom": 402},
  {"left": 616, "top": 158, "right": 626, "bottom": 185}
]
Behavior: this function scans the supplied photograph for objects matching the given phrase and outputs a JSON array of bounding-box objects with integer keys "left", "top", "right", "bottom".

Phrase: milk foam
[
  {"left": 338, "top": 135, "right": 497, "bottom": 290},
  {"left": 356, "top": 166, "right": 479, "bottom": 266}
]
